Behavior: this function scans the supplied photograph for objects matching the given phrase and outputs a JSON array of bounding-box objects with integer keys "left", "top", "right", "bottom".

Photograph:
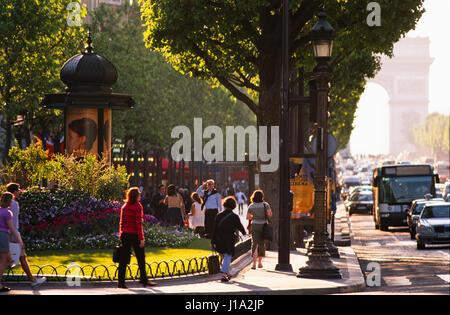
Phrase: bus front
[{"left": 373, "top": 165, "right": 436, "bottom": 231}]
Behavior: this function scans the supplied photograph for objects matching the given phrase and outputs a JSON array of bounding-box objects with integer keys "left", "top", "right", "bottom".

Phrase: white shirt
[
  {"left": 235, "top": 192, "right": 247, "bottom": 204},
  {"left": 190, "top": 202, "right": 204, "bottom": 228},
  {"left": 196, "top": 186, "right": 223, "bottom": 211}
]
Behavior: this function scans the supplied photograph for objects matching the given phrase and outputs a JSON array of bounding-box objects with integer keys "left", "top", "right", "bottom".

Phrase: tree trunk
[{"left": 257, "top": 60, "right": 282, "bottom": 250}]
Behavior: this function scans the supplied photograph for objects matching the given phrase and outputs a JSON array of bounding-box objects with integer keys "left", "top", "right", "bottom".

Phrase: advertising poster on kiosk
[
  {"left": 289, "top": 157, "right": 315, "bottom": 219},
  {"left": 66, "top": 108, "right": 98, "bottom": 159}
]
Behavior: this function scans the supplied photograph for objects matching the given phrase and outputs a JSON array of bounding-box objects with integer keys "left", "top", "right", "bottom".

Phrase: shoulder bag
[
  {"left": 112, "top": 241, "right": 130, "bottom": 264},
  {"left": 262, "top": 203, "right": 273, "bottom": 241}
]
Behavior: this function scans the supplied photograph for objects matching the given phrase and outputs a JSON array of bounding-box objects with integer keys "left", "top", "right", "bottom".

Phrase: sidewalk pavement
[
  {"left": 3, "top": 202, "right": 366, "bottom": 295},
  {"left": 3, "top": 247, "right": 365, "bottom": 295}
]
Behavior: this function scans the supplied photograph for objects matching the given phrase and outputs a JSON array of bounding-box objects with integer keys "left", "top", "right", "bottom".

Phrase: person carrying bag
[
  {"left": 117, "top": 187, "right": 155, "bottom": 289},
  {"left": 262, "top": 203, "right": 273, "bottom": 242},
  {"left": 246, "top": 190, "right": 272, "bottom": 269},
  {"left": 211, "top": 197, "right": 246, "bottom": 282}
]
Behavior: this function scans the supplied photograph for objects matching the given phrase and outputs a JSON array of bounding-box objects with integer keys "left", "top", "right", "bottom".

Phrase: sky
[{"left": 350, "top": 0, "right": 450, "bottom": 156}]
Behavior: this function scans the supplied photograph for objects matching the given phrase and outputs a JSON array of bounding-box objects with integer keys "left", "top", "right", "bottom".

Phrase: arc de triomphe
[{"left": 368, "top": 37, "right": 433, "bottom": 156}]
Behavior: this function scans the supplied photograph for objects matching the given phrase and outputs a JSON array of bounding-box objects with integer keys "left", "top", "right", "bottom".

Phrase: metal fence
[
  {"left": 3, "top": 238, "right": 252, "bottom": 283},
  {"left": 3, "top": 256, "right": 211, "bottom": 282}
]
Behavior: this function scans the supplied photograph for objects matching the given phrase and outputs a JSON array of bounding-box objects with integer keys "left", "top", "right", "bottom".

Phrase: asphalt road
[{"left": 347, "top": 207, "right": 450, "bottom": 295}]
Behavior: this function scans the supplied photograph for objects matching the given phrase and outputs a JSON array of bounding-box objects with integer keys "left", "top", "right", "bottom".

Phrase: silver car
[
  {"left": 407, "top": 198, "right": 444, "bottom": 239},
  {"left": 416, "top": 202, "right": 450, "bottom": 249}
]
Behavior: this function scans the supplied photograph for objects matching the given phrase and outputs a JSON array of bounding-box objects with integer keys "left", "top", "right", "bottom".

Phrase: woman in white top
[{"left": 188, "top": 192, "right": 205, "bottom": 237}]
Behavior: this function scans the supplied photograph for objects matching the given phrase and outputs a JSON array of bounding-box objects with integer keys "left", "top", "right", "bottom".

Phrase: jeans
[
  {"left": 220, "top": 253, "right": 232, "bottom": 274},
  {"left": 118, "top": 233, "right": 147, "bottom": 285}
]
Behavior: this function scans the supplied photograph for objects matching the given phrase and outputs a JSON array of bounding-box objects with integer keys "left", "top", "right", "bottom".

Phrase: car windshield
[
  {"left": 421, "top": 205, "right": 450, "bottom": 219},
  {"left": 350, "top": 193, "right": 372, "bottom": 202},
  {"left": 412, "top": 203, "right": 425, "bottom": 215},
  {"left": 380, "top": 176, "right": 433, "bottom": 204}
]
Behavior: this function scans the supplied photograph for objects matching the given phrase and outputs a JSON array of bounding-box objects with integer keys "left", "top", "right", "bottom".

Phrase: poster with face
[{"left": 66, "top": 108, "right": 98, "bottom": 158}]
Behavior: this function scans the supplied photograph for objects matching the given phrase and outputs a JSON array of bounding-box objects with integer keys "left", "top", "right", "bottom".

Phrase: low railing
[
  {"left": 3, "top": 237, "right": 252, "bottom": 283},
  {"left": 4, "top": 256, "right": 211, "bottom": 282}
]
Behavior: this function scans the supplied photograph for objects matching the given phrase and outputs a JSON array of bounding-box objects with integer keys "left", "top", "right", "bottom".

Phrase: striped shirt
[{"left": 119, "top": 202, "right": 144, "bottom": 241}]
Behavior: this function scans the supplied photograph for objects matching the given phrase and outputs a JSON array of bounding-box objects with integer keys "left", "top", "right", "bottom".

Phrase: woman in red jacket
[{"left": 118, "top": 187, "right": 155, "bottom": 288}]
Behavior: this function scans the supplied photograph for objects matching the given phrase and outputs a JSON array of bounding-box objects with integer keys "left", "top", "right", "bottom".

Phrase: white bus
[{"left": 372, "top": 164, "right": 438, "bottom": 231}]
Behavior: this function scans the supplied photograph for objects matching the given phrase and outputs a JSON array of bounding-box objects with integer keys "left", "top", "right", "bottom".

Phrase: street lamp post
[{"left": 297, "top": 9, "right": 341, "bottom": 279}]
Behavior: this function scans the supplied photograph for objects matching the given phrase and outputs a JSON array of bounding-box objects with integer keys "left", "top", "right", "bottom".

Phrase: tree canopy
[
  {"left": 0, "top": 0, "right": 86, "bottom": 161},
  {"left": 90, "top": 2, "right": 255, "bottom": 154},
  {"left": 413, "top": 112, "right": 450, "bottom": 156},
  {"left": 139, "top": 0, "right": 425, "bottom": 148}
]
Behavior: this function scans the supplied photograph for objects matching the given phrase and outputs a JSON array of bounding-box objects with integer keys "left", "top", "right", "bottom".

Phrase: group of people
[
  {"left": 0, "top": 183, "right": 47, "bottom": 293},
  {"left": 119, "top": 179, "right": 272, "bottom": 285},
  {"left": 147, "top": 180, "right": 249, "bottom": 238},
  {"left": 0, "top": 178, "right": 272, "bottom": 291}
]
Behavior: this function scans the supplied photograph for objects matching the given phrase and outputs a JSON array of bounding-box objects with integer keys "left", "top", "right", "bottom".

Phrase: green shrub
[
  {"left": 4, "top": 140, "right": 50, "bottom": 187},
  {"left": 3, "top": 143, "right": 130, "bottom": 201},
  {"left": 95, "top": 164, "right": 129, "bottom": 202}
]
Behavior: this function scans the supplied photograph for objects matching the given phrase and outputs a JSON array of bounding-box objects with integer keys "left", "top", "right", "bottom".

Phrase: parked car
[
  {"left": 416, "top": 202, "right": 450, "bottom": 250},
  {"left": 407, "top": 198, "right": 444, "bottom": 239},
  {"left": 345, "top": 191, "right": 373, "bottom": 215}
]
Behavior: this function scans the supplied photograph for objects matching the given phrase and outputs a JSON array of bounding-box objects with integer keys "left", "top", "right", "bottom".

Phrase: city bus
[{"left": 372, "top": 164, "right": 438, "bottom": 231}]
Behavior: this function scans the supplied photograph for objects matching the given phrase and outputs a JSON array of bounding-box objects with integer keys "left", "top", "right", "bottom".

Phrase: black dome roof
[{"left": 60, "top": 36, "right": 118, "bottom": 93}]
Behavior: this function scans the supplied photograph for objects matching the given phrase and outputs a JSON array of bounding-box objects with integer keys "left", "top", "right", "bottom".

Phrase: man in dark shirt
[{"left": 151, "top": 184, "right": 167, "bottom": 220}]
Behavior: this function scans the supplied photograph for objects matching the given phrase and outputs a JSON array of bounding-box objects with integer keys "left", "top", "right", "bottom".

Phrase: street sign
[{"left": 311, "top": 132, "right": 338, "bottom": 158}]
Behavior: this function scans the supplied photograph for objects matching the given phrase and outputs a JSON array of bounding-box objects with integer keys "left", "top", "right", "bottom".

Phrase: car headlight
[{"left": 419, "top": 224, "right": 433, "bottom": 233}]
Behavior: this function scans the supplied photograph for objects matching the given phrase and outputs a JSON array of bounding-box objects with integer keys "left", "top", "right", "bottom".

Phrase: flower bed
[{"left": 17, "top": 189, "right": 197, "bottom": 252}]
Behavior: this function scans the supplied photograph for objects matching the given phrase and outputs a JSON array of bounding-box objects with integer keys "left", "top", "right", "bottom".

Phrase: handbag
[
  {"left": 208, "top": 254, "right": 220, "bottom": 275},
  {"left": 262, "top": 203, "right": 273, "bottom": 241},
  {"left": 112, "top": 242, "right": 130, "bottom": 264}
]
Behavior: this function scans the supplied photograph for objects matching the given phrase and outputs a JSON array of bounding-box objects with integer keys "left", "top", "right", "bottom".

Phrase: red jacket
[{"left": 119, "top": 202, "right": 144, "bottom": 241}]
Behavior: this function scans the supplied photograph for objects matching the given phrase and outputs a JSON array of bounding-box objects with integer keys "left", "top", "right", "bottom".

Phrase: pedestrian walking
[
  {"left": 164, "top": 184, "right": 186, "bottom": 227},
  {"left": 0, "top": 192, "right": 25, "bottom": 292},
  {"left": 6, "top": 183, "right": 47, "bottom": 288},
  {"left": 196, "top": 179, "right": 222, "bottom": 239},
  {"left": 246, "top": 190, "right": 272, "bottom": 269},
  {"left": 188, "top": 192, "right": 205, "bottom": 237},
  {"left": 235, "top": 190, "right": 247, "bottom": 215},
  {"left": 211, "top": 197, "right": 246, "bottom": 282},
  {"left": 118, "top": 187, "right": 155, "bottom": 288}
]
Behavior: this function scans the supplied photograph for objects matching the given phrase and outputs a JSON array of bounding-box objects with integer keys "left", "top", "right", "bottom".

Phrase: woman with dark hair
[
  {"left": 163, "top": 184, "right": 186, "bottom": 227},
  {"left": 118, "top": 187, "right": 155, "bottom": 288},
  {"left": 246, "top": 190, "right": 272, "bottom": 269},
  {"left": 211, "top": 197, "right": 246, "bottom": 282}
]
